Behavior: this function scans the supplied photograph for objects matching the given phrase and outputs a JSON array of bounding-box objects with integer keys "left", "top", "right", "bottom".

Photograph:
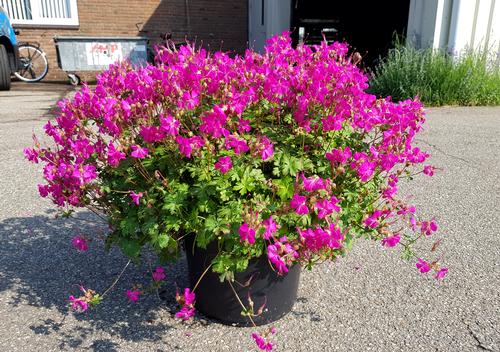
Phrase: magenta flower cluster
[{"left": 175, "top": 288, "right": 196, "bottom": 320}]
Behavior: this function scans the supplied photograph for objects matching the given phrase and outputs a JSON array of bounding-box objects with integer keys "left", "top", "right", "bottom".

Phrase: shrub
[{"left": 368, "top": 43, "right": 500, "bottom": 106}]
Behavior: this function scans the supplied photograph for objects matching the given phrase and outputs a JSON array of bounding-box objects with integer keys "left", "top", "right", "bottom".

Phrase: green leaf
[
  {"left": 235, "top": 257, "right": 249, "bottom": 272},
  {"left": 196, "top": 230, "right": 214, "bottom": 249},
  {"left": 401, "top": 246, "right": 415, "bottom": 261},
  {"left": 164, "top": 215, "right": 181, "bottom": 231},
  {"left": 141, "top": 219, "right": 159, "bottom": 237},
  {"left": 233, "top": 166, "right": 257, "bottom": 195},
  {"left": 212, "top": 254, "right": 233, "bottom": 277},
  {"left": 281, "top": 154, "right": 302, "bottom": 176},
  {"left": 157, "top": 233, "right": 171, "bottom": 248},
  {"left": 273, "top": 177, "right": 294, "bottom": 201},
  {"left": 89, "top": 294, "right": 102, "bottom": 307},
  {"left": 120, "top": 216, "right": 139, "bottom": 236},
  {"left": 205, "top": 216, "right": 218, "bottom": 231},
  {"left": 120, "top": 239, "right": 141, "bottom": 258}
]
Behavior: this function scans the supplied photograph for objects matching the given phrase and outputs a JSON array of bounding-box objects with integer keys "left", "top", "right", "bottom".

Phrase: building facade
[
  {"left": 2, "top": 0, "right": 498, "bottom": 82},
  {"left": 1, "top": 0, "right": 248, "bottom": 81}
]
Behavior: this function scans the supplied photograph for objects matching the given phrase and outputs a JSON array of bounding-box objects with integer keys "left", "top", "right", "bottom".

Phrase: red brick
[{"left": 14, "top": 0, "right": 248, "bottom": 82}]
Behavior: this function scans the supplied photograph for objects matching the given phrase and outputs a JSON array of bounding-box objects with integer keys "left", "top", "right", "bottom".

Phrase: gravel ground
[{"left": 0, "top": 86, "right": 499, "bottom": 352}]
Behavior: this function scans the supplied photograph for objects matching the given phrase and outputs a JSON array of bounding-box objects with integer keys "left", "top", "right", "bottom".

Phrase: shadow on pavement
[
  {"left": 0, "top": 210, "right": 192, "bottom": 350},
  {"left": 9, "top": 81, "right": 75, "bottom": 92}
]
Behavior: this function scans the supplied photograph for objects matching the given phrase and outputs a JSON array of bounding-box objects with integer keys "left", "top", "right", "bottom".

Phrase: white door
[
  {"left": 249, "top": 0, "right": 291, "bottom": 52},
  {"left": 249, "top": 0, "right": 268, "bottom": 52}
]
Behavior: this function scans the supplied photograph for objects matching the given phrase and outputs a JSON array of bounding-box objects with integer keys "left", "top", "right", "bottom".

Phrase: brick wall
[{"left": 14, "top": 0, "right": 248, "bottom": 82}]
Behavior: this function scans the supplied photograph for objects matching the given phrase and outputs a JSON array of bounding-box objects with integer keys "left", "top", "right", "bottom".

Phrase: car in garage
[{"left": 0, "top": 6, "right": 19, "bottom": 90}]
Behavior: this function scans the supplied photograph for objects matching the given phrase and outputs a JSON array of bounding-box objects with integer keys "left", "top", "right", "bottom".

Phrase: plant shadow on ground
[
  {"left": 0, "top": 210, "right": 211, "bottom": 351},
  {"left": 290, "top": 297, "right": 323, "bottom": 323}
]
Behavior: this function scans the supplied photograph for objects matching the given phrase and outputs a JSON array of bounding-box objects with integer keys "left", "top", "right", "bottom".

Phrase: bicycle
[{"left": 14, "top": 42, "right": 49, "bottom": 83}]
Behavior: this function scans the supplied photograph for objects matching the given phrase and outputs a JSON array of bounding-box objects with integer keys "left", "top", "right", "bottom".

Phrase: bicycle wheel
[{"left": 14, "top": 44, "right": 49, "bottom": 83}]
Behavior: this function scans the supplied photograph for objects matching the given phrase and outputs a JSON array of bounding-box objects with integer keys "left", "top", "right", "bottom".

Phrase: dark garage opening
[{"left": 291, "top": 0, "right": 411, "bottom": 66}]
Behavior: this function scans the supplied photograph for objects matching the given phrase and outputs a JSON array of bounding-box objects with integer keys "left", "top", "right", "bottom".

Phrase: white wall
[{"left": 407, "top": 0, "right": 500, "bottom": 55}]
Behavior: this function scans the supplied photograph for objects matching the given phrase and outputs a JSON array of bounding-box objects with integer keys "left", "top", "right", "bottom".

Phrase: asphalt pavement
[{"left": 0, "top": 84, "right": 499, "bottom": 351}]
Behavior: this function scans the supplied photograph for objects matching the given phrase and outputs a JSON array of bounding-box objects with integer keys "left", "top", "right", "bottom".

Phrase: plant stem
[
  {"left": 228, "top": 279, "right": 257, "bottom": 327},
  {"left": 191, "top": 263, "right": 213, "bottom": 293},
  {"left": 102, "top": 260, "right": 131, "bottom": 297},
  {"left": 84, "top": 205, "right": 108, "bottom": 222},
  {"left": 147, "top": 257, "right": 161, "bottom": 301}
]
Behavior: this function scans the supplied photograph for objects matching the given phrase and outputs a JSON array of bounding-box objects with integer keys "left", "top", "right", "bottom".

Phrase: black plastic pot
[{"left": 184, "top": 234, "right": 301, "bottom": 326}]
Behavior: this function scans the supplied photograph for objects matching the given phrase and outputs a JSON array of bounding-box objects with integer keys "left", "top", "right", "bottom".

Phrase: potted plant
[{"left": 24, "top": 33, "right": 447, "bottom": 350}]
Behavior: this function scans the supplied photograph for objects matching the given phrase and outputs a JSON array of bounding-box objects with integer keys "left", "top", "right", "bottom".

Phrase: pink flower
[
  {"left": 130, "top": 145, "right": 149, "bottom": 159},
  {"left": 214, "top": 156, "right": 232, "bottom": 174},
  {"left": 301, "top": 174, "right": 327, "bottom": 192},
  {"left": 363, "top": 210, "right": 383, "bottom": 229},
  {"left": 325, "top": 146, "right": 351, "bottom": 164},
  {"left": 23, "top": 148, "right": 39, "bottom": 163},
  {"left": 355, "top": 160, "right": 376, "bottom": 182},
  {"left": 383, "top": 185, "right": 398, "bottom": 199},
  {"left": 72, "top": 235, "right": 88, "bottom": 252},
  {"left": 140, "top": 125, "right": 164, "bottom": 143},
  {"left": 299, "top": 225, "right": 343, "bottom": 252},
  {"left": 267, "top": 244, "right": 288, "bottom": 274},
  {"left": 69, "top": 295, "right": 88, "bottom": 312},
  {"left": 189, "top": 136, "right": 205, "bottom": 149},
  {"left": 421, "top": 220, "right": 438, "bottom": 236},
  {"left": 290, "top": 194, "right": 309, "bottom": 215},
  {"left": 160, "top": 115, "right": 180, "bottom": 136},
  {"left": 175, "top": 288, "right": 196, "bottom": 320},
  {"left": 239, "top": 223, "right": 256, "bottom": 244},
  {"left": 238, "top": 118, "right": 251, "bottom": 133},
  {"left": 261, "top": 144, "right": 274, "bottom": 161},
  {"left": 314, "top": 197, "right": 341, "bottom": 219},
  {"left": 435, "top": 267, "right": 448, "bottom": 279},
  {"left": 81, "top": 165, "right": 97, "bottom": 182},
  {"left": 129, "top": 191, "right": 143, "bottom": 205},
  {"left": 176, "top": 136, "right": 204, "bottom": 158},
  {"left": 379, "top": 153, "right": 399, "bottom": 171},
  {"left": 107, "top": 142, "right": 126, "bottom": 167},
  {"left": 233, "top": 140, "right": 249, "bottom": 154},
  {"left": 258, "top": 136, "right": 274, "bottom": 160},
  {"left": 121, "top": 100, "right": 131, "bottom": 118},
  {"left": 126, "top": 289, "right": 140, "bottom": 302},
  {"left": 416, "top": 258, "right": 431, "bottom": 273},
  {"left": 152, "top": 266, "right": 166, "bottom": 282},
  {"left": 38, "top": 184, "right": 49, "bottom": 197},
  {"left": 322, "top": 115, "right": 344, "bottom": 131},
  {"left": 175, "top": 306, "right": 196, "bottom": 320},
  {"left": 381, "top": 234, "right": 401, "bottom": 247},
  {"left": 176, "top": 136, "right": 192, "bottom": 158},
  {"left": 180, "top": 90, "right": 199, "bottom": 110},
  {"left": 262, "top": 216, "right": 277, "bottom": 239},
  {"left": 199, "top": 105, "right": 228, "bottom": 138},
  {"left": 267, "top": 237, "right": 298, "bottom": 274},
  {"left": 252, "top": 332, "right": 274, "bottom": 351},
  {"left": 71, "top": 164, "right": 97, "bottom": 185},
  {"left": 409, "top": 216, "right": 417, "bottom": 230},
  {"left": 183, "top": 288, "right": 196, "bottom": 306},
  {"left": 225, "top": 135, "right": 249, "bottom": 154},
  {"left": 423, "top": 165, "right": 435, "bottom": 176}
]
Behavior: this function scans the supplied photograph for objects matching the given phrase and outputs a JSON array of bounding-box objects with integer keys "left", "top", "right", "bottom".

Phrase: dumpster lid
[{"left": 54, "top": 36, "right": 148, "bottom": 41}]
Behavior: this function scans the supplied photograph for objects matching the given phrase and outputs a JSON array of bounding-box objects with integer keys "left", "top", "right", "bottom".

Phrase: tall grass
[{"left": 368, "top": 44, "right": 500, "bottom": 106}]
